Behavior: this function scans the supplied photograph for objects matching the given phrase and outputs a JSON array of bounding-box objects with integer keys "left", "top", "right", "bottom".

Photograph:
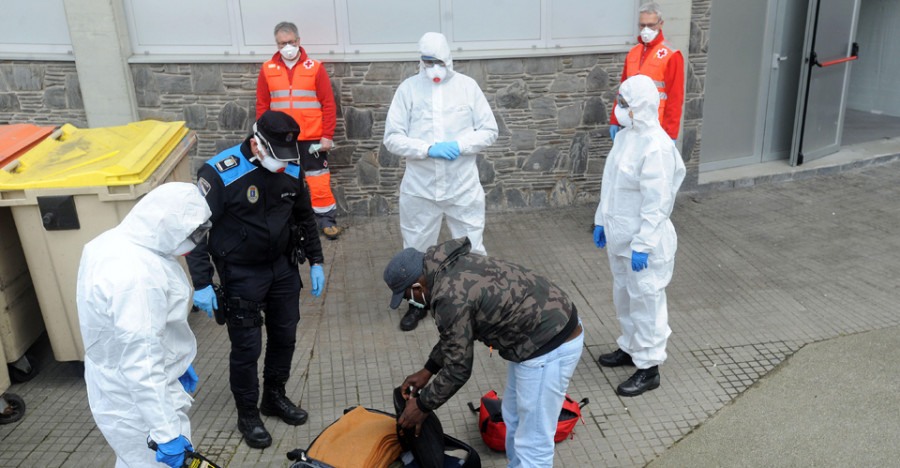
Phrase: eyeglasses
[
  {"left": 639, "top": 21, "right": 660, "bottom": 29},
  {"left": 189, "top": 220, "right": 212, "bottom": 245},
  {"left": 421, "top": 57, "right": 445, "bottom": 68},
  {"left": 616, "top": 95, "right": 629, "bottom": 109},
  {"left": 277, "top": 38, "right": 299, "bottom": 48}
]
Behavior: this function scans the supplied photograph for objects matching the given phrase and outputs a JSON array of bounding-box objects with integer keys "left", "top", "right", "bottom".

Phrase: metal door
[
  {"left": 761, "top": 0, "right": 809, "bottom": 162},
  {"left": 790, "top": 0, "right": 861, "bottom": 165}
]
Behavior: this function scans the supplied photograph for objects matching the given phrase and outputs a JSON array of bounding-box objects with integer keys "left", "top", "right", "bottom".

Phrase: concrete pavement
[{"left": 1, "top": 151, "right": 899, "bottom": 467}]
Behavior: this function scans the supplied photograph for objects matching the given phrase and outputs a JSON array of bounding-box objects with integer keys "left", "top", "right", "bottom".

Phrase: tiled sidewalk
[{"left": 2, "top": 158, "right": 899, "bottom": 467}]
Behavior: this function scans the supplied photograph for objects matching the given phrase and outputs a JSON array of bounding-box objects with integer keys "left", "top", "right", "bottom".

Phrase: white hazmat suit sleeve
[
  {"left": 384, "top": 86, "right": 432, "bottom": 159},
  {"left": 77, "top": 182, "right": 211, "bottom": 463}
]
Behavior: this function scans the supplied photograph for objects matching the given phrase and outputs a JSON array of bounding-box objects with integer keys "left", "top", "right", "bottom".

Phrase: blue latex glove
[
  {"left": 428, "top": 141, "right": 460, "bottom": 160},
  {"left": 609, "top": 125, "right": 619, "bottom": 140},
  {"left": 593, "top": 225, "right": 606, "bottom": 248},
  {"left": 631, "top": 251, "right": 649, "bottom": 272},
  {"left": 156, "top": 435, "right": 192, "bottom": 468},
  {"left": 179, "top": 364, "right": 198, "bottom": 393},
  {"left": 310, "top": 265, "right": 324, "bottom": 297},
  {"left": 193, "top": 285, "right": 217, "bottom": 318}
]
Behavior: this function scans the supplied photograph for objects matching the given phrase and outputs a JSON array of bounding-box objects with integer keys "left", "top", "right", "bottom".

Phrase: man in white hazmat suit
[
  {"left": 76, "top": 182, "right": 212, "bottom": 467},
  {"left": 383, "top": 31, "right": 499, "bottom": 331},
  {"left": 593, "top": 74, "right": 686, "bottom": 397}
]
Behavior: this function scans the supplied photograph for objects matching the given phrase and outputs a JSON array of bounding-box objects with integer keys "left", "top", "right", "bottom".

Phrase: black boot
[
  {"left": 237, "top": 407, "right": 272, "bottom": 449},
  {"left": 400, "top": 305, "right": 427, "bottom": 331},
  {"left": 616, "top": 366, "right": 660, "bottom": 397},
  {"left": 260, "top": 386, "right": 308, "bottom": 426},
  {"left": 598, "top": 348, "right": 635, "bottom": 367}
]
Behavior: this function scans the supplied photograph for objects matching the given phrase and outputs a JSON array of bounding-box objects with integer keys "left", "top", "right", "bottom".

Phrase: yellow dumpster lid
[{"left": 0, "top": 120, "right": 189, "bottom": 190}]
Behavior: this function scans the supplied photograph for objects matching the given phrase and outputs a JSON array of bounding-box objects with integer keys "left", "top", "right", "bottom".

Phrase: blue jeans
[{"left": 503, "top": 322, "right": 584, "bottom": 467}]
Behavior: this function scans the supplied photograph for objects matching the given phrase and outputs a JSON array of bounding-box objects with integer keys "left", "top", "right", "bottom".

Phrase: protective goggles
[
  {"left": 189, "top": 220, "right": 213, "bottom": 245},
  {"left": 616, "top": 95, "right": 629, "bottom": 109},
  {"left": 421, "top": 56, "right": 445, "bottom": 68}
]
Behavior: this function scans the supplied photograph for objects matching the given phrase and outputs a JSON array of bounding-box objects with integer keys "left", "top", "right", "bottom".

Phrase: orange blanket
[{"left": 308, "top": 407, "right": 402, "bottom": 468}]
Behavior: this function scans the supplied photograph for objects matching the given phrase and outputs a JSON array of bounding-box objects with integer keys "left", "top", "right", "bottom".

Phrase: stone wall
[
  {"left": 125, "top": 55, "right": 633, "bottom": 217},
  {"left": 684, "top": 0, "right": 711, "bottom": 191},
  {"left": 2, "top": 16, "right": 713, "bottom": 217},
  {"left": 0, "top": 61, "right": 87, "bottom": 128}
]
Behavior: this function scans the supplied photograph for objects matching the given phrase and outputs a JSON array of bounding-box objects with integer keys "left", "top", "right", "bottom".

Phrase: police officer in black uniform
[{"left": 187, "top": 110, "right": 326, "bottom": 449}]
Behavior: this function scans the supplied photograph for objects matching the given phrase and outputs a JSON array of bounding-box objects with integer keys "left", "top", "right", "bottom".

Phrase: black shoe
[
  {"left": 237, "top": 407, "right": 273, "bottom": 449},
  {"left": 617, "top": 366, "right": 660, "bottom": 397},
  {"left": 598, "top": 348, "right": 635, "bottom": 367},
  {"left": 260, "top": 387, "right": 308, "bottom": 426},
  {"left": 400, "top": 305, "right": 427, "bottom": 331}
]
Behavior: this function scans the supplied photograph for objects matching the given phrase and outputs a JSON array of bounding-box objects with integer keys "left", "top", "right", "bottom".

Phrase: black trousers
[{"left": 218, "top": 255, "right": 302, "bottom": 409}]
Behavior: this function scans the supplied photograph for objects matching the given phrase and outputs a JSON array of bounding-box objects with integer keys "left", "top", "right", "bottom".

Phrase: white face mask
[
  {"left": 614, "top": 105, "right": 633, "bottom": 128},
  {"left": 425, "top": 65, "right": 447, "bottom": 83},
  {"left": 254, "top": 137, "right": 288, "bottom": 173},
  {"left": 640, "top": 27, "right": 659, "bottom": 43},
  {"left": 173, "top": 238, "right": 196, "bottom": 257},
  {"left": 407, "top": 283, "right": 427, "bottom": 309},
  {"left": 280, "top": 43, "right": 300, "bottom": 61}
]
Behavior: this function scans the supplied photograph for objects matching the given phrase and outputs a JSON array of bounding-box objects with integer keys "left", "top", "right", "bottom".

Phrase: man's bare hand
[
  {"left": 400, "top": 368, "right": 432, "bottom": 399},
  {"left": 398, "top": 395, "right": 428, "bottom": 437}
]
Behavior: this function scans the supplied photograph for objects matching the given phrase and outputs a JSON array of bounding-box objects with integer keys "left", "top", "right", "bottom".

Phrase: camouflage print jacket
[{"left": 417, "top": 238, "right": 577, "bottom": 412}]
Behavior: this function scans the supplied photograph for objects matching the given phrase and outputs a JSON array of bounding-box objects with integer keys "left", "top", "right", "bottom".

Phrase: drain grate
[{"left": 692, "top": 341, "right": 799, "bottom": 397}]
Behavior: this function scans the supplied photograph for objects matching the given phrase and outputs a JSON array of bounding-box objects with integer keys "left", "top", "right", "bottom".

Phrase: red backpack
[{"left": 468, "top": 390, "right": 588, "bottom": 451}]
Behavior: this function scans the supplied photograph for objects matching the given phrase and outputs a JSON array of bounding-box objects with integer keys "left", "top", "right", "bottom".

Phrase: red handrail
[{"left": 820, "top": 55, "right": 858, "bottom": 67}]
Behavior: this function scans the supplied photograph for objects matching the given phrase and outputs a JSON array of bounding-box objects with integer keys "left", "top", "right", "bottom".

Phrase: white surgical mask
[
  {"left": 408, "top": 283, "right": 427, "bottom": 309},
  {"left": 254, "top": 137, "right": 288, "bottom": 173},
  {"left": 425, "top": 65, "right": 447, "bottom": 83},
  {"left": 280, "top": 44, "right": 300, "bottom": 61},
  {"left": 614, "top": 105, "right": 633, "bottom": 128},
  {"left": 640, "top": 27, "right": 659, "bottom": 43},
  {"left": 173, "top": 238, "right": 196, "bottom": 257}
]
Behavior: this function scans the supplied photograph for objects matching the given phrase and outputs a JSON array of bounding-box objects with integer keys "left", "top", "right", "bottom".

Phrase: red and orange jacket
[
  {"left": 256, "top": 48, "right": 336, "bottom": 141},
  {"left": 610, "top": 31, "right": 684, "bottom": 139}
]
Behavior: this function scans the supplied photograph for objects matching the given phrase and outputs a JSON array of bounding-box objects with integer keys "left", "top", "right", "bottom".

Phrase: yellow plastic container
[{"left": 0, "top": 120, "right": 196, "bottom": 361}]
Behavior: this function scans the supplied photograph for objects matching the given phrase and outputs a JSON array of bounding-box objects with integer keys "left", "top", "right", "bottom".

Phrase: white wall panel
[{"left": 0, "top": 0, "right": 72, "bottom": 56}]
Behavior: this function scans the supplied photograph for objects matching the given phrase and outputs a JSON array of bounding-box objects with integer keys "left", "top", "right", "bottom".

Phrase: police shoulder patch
[
  {"left": 215, "top": 156, "right": 239, "bottom": 173},
  {"left": 197, "top": 177, "right": 211, "bottom": 196}
]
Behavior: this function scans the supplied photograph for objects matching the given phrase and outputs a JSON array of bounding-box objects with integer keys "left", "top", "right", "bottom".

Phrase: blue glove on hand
[
  {"left": 156, "top": 435, "right": 192, "bottom": 468},
  {"left": 428, "top": 141, "right": 460, "bottom": 160},
  {"left": 179, "top": 364, "right": 198, "bottom": 393},
  {"left": 193, "top": 285, "right": 217, "bottom": 318},
  {"left": 310, "top": 265, "right": 324, "bottom": 297},
  {"left": 593, "top": 225, "right": 606, "bottom": 248},
  {"left": 631, "top": 251, "right": 649, "bottom": 272},
  {"left": 609, "top": 125, "right": 620, "bottom": 140}
]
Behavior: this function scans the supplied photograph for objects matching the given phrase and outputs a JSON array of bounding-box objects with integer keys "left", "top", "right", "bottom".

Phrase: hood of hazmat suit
[
  {"left": 594, "top": 74, "right": 686, "bottom": 260},
  {"left": 383, "top": 32, "right": 498, "bottom": 203},
  {"left": 76, "top": 182, "right": 211, "bottom": 464}
]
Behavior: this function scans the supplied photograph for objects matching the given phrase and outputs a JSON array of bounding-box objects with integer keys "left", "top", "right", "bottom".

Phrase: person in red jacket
[
  {"left": 609, "top": 2, "right": 684, "bottom": 142},
  {"left": 256, "top": 22, "right": 341, "bottom": 240}
]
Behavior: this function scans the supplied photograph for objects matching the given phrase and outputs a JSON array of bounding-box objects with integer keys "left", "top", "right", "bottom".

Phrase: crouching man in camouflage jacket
[{"left": 384, "top": 237, "right": 584, "bottom": 467}]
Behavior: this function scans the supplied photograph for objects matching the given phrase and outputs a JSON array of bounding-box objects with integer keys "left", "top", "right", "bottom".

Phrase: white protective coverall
[
  {"left": 594, "top": 75, "right": 686, "bottom": 369},
  {"left": 76, "top": 182, "right": 211, "bottom": 467},
  {"left": 383, "top": 32, "right": 498, "bottom": 255}
]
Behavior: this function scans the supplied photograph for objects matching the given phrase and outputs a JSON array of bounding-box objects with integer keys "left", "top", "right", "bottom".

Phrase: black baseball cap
[
  {"left": 384, "top": 248, "right": 425, "bottom": 309},
  {"left": 253, "top": 110, "right": 302, "bottom": 161}
]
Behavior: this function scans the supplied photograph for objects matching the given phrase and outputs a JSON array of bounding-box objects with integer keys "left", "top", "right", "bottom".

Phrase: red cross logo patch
[
  {"left": 656, "top": 48, "right": 668, "bottom": 59},
  {"left": 303, "top": 59, "right": 315, "bottom": 69}
]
